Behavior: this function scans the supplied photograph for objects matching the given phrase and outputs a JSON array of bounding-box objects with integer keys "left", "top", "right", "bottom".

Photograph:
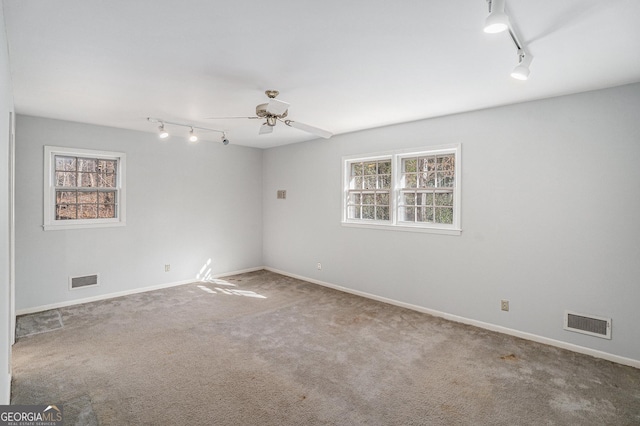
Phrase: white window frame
[
  {"left": 44, "top": 146, "right": 127, "bottom": 231},
  {"left": 342, "top": 144, "right": 461, "bottom": 235}
]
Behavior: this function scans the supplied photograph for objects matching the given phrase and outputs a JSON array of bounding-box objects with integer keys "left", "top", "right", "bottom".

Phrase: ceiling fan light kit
[{"left": 484, "top": 0, "right": 533, "bottom": 80}]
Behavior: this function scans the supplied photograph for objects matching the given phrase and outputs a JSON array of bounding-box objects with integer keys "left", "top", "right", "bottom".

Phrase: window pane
[
  {"left": 348, "top": 206, "right": 361, "bottom": 219},
  {"left": 437, "top": 155, "right": 455, "bottom": 171},
  {"left": 418, "top": 156, "right": 436, "bottom": 172},
  {"left": 78, "top": 158, "right": 97, "bottom": 172},
  {"left": 55, "top": 171, "right": 76, "bottom": 187},
  {"left": 78, "top": 204, "right": 98, "bottom": 219},
  {"left": 364, "top": 162, "right": 377, "bottom": 175},
  {"left": 435, "top": 207, "right": 453, "bottom": 224},
  {"left": 56, "top": 191, "right": 77, "bottom": 204},
  {"left": 362, "top": 206, "right": 375, "bottom": 220},
  {"left": 403, "top": 174, "right": 417, "bottom": 188},
  {"left": 378, "top": 161, "right": 391, "bottom": 175},
  {"left": 376, "top": 192, "right": 389, "bottom": 206},
  {"left": 352, "top": 176, "right": 363, "bottom": 189},
  {"left": 98, "top": 191, "right": 116, "bottom": 204},
  {"left": 98, "top": 173, "right": 116, "bottom": 188},
  {"left": 364, "top": 175, "right": 377, "bottom": 189},
  {"left": 403, "top": 158, "right": 417, "bottom": 173},
  {"left": 56, "top": 205, "right": 77, "bottom": 220},
  {"left": 362, "top": 193, "right": 375, "bottom": 205},
  {"left": 98, "top": 204, "right": 116, "bottom": 218},
  {"left": 351, "top": 163, "right": 363, "bottom": 176},
  {"left": 78, "top": 172, "right": 98, "bottom": 187},
  {"left": 417, "top": 192, "right": 434, "bottom": 206},
  {"left": 417, "top": 207, "right": 434, "bottom": 222},
  {"left": 55, "top": 156, "right": 76, "bottom": 171},
  {"left": 437, "top": 171, "right": 454, "bottom": 188},
  {"left": 98, "top": 160, "right": 116, "bottom": 173},
  {"left": 403, "top": 192, "right": 415, "bottom": 205},
  {"left": 376, "top": 206, "right": 389, "bottom": 221},
  {"left": 419, "top": 172, "right": 436, "bottom": 188},
  {"left": 77, "top": 191, "right": 98, "bottom": 204},
  {"left": 402, "top": 207, "right": 415, "bottom": 222},
  {"left": 348, "top": 193, "right": 361, "bottom": 204},
  {"left": 435, "top": 192, "right": 453, "bottom": 206},
  {"left": 378, "top": 174, "right": 391, "bottom": 189}
]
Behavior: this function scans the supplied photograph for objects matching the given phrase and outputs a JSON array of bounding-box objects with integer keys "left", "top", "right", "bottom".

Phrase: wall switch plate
[
  {"left": 501, "top": 300, "right": 509, "bottom": 311},
  {"left": 165, "top": 264, "right": 171, "bottom": 272}
]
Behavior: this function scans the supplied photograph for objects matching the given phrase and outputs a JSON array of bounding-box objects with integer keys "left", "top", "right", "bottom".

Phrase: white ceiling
[{"left": 3, "top": 0, "right": 640, "bottom": 148}]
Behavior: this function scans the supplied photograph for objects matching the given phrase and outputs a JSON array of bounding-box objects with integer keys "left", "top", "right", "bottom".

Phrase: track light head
[
  {"left": 511, "top": 51, "right": 532, "bottom": 80},
  {"left": 221, "top": 133, "right": 230, "bottom": 145},
  {"left": 158, "top": 124, "right": 169, "bottom": 139},
  {"left": 189, "top": 128, "right": 198, "bottom": 142},
  {"left": 484, "top": 0, "right": 509, "bottom": 33}
]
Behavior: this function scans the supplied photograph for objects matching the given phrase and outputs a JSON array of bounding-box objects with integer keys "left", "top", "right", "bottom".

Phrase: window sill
[
  {"left": 43, "top": 221, "right": 126, "bottom": 231},
  {"left": 341, "top": 221, "right": 461, "bottom": 236}
]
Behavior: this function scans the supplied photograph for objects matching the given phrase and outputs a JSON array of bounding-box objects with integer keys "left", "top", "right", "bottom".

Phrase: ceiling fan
[{"left": 208, "top": 90, "right": 333, "bottom": 139}]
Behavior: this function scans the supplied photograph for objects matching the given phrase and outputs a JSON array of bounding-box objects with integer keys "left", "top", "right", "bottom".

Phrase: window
[
  {"left": 346, "top": 158, "right": 391, "bottom": 221},
  {"left": 342, "top": 145, "right": 460, "bottom": 235},
  {"left": 44, "top": 146, "right": 126, "bottom": 230}
]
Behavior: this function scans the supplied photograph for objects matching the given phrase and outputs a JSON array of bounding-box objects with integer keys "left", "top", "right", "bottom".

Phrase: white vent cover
[
  {"left": 69, "top": 274, "right": 99, "bottom": 290},
  {"left": 564, "top": 310, "right": 611, "bottom": 339}
]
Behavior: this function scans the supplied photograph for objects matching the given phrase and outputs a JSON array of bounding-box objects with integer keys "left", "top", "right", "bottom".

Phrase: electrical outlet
[
  {"left": 317, "top": 262, "right": 322, "bottom": 270},
  {"left": 165, "top": 264, "right": 171, "bottom": 272},
  {"left": 501, "top": 300, "right": 509, "bottom": 311}
]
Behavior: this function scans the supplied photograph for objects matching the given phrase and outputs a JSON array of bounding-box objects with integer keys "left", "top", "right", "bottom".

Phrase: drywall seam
[
  {"left": 15, "top": 266, "right": 264, "bottom": 316},
  {"left": 264, "top": 267, "right": 640, "bottom": 370}
]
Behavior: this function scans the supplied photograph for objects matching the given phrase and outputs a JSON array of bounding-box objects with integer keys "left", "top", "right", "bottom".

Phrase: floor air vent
[
  {"left": 69, "top": 274, "right": 99, "bottom": 290},
  {"left": 564, "top": 311, "right": 611, "bottom": 339}
]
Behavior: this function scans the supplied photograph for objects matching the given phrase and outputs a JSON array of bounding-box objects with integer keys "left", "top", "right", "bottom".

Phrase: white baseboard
[
  {"left": 264, "top": 267, "right": 640, "bottom": 370},
  {"left": 15, "top": 266, "right": 265, "bottom": 316}
]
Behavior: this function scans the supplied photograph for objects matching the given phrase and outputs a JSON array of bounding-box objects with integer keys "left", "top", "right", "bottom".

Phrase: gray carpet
[{"left": 11, "top": 270, "right": 640, "bottom": 425}]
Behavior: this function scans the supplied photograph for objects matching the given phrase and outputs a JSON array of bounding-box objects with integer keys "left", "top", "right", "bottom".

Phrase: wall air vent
[
  {"left": 564, "top": 311, "right": 611, "bottom": 339},
  {"left": 69, "top": 274, "right": 99, "bottom": 290}
]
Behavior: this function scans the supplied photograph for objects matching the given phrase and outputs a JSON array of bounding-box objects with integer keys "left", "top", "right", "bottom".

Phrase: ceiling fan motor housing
[{"left": 256, "top": 103, "right": 288, "bottom": 123}]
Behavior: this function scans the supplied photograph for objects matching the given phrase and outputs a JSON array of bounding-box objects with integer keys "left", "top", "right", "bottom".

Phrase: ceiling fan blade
[
  {"left": 285, "top": 120, "right": 333, "bottom": 139},
  {"left": 205, "top": 116, "right": 260, "bottom": 119},
  {"left": 259, "top": 122, "right": 274, "bottom": 135},
  {"left": 266, "top": 98, "right": 290, "bottom": 116}
]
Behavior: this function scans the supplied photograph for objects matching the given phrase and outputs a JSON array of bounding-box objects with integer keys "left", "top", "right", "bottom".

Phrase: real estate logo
[{"left": 0, "top": 405, "right": 63, "bottom": 426}]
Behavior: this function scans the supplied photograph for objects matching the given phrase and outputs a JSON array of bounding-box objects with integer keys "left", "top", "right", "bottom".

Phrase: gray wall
[
  {"left": 0, "top": 4, "right": 15, "bottom": 404},
  {"left": 15, "top": 116, "right": 263, "bottom": 311},
  {"left": 263, "top": 83, "right": 640, "bottom": 363}
]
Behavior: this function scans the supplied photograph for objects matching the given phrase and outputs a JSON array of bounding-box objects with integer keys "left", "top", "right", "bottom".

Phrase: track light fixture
[
  {"left": 147, "top": 118, "right": 228, "bottom": 145},
  {"left": 511, "top": 50, "right": 532, "bottom": 80},
  {"left": 189, "top": 127, "right": 198, "bottom": 143},
  {"left": 483, "top": 0, "right": 509, "bottom": 34},
  {"left": 483, "top": 0, "right": 533, "bottom": 80},
  {"left": 158, "top": 124, "right": 169, "bottom": 139}
]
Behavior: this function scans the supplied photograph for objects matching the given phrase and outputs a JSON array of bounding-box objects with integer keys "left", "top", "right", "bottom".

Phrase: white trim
[
  {"left": 43, "top": 146, "right": 127, "bottom": 231},
  {"left": 264, "top": 267, "right": 640, "bottom": 370},
  {"left": 342, "top": 144, "right": 461, "bottom": 235},
  {"left": 15, "top": 266, "right": 265, "bottom": 316},
  {"left": 9, "top": 111, "right": 15, "bottom": 347}
]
